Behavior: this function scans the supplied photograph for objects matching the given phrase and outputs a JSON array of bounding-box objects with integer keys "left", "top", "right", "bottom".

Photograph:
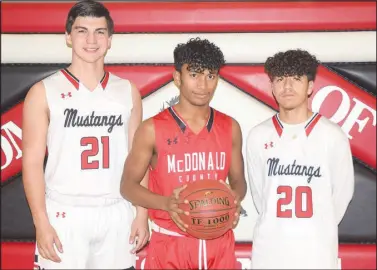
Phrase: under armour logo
[
  {"left": 56, "top": 212, "right": 66, "bottom": 218},
  {"left": 264, "top": 141, "right": 274, "bottom": 149},
  {"left": 167, "top": 137, "right": 178, "bottom": 145},
  {"left": 61, "top": 92, "right": 72, "bottom": 99}
]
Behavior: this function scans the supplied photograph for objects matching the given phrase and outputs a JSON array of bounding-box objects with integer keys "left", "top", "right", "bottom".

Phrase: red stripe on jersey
[
  {"left": 100, "top": 72, "right": 110, "bottom": 90},
  {"left": 305, "top": 113, "right": 322, "bottom": 136},
  {"left": 272, "top": 115, "right": 283, "bottom": 137},
  {"left": 60, "top": 69, "right": 79, "bottom": 90}
]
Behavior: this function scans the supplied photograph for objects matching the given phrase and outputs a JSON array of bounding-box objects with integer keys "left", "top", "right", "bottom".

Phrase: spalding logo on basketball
[{"left": 179, "top": 180, "right": 237, "bottom": 240}]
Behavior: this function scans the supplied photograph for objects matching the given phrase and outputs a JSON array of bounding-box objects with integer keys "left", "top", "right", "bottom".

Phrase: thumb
[
  {"left": 174, "top": 184, "right": 187, "bottom": 198},
  {"left": 54, "top": 234, "right": 63, "bottom": 253},
  {"left": 129, "top": 229, "right": 137, "bottom": 244}
]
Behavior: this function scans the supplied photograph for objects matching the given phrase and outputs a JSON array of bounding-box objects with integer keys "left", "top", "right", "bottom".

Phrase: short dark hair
[
  {"left": 174, "top": 37, "right": 226, "bottom": 73},
  {"left": 65, "top": 0, "right": 114, "bottom": 36},
  {"left": 264, "top": 49, "right": 320, "bottom": 82}
]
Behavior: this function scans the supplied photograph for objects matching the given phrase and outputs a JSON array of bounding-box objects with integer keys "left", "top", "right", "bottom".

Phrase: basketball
[{"left": 178, "top": 180, "right": 237, "bottom": 240}]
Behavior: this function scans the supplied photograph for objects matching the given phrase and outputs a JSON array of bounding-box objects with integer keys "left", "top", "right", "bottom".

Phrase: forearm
[
  {"left": 22, "top": 162, "right": 49, "bottom": 227},
  {"left": 230, "top": 179, "right": 247, "bottom": 201},
  {"left": 135, "top": 173, "right": 149, "bottom": 219},
  {"left": 121, "top": 181, "right": 168, "bottom": 211}
]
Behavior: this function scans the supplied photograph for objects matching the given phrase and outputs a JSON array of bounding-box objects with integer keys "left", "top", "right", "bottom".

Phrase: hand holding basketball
[
  {"left": 219, "top": 180, "right": 241, "bottom": 228},
  {"left": 165, "top": 185, "right": 189, "bottom": 232}
]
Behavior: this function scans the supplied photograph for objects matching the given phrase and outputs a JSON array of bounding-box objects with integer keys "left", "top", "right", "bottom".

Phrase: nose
[
  {"left": 283, "top": 77, "right": 293, "bottom": 90},
  {"left": 197, "top": 74, "right": 206, "bottom": 89},
  {"left": 86, "top": 32, "right": 97, "bottom": 44}
]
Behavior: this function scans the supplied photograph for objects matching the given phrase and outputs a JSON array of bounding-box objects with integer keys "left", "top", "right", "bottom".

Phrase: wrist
[
  {"left": 32, "top": 212, "right": 50, "bottom": 228},
  {"left": 159, "top": 196, "right": 169, "bottom": 211}
]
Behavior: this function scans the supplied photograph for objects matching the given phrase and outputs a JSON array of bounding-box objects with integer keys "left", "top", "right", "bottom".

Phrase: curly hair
[
  {"left": 173, "top": 37, "right": 225, "bottom": 73},
  {"left": 264, "top": 49, "right": 320, "bottom": 82}
]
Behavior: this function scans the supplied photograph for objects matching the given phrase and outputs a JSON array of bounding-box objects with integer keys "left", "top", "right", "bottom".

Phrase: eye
[
  {"left": 294, "top": 76, "right": 301, "bottom": 81},
  {"left": 189, "top": 73, "right": 197, "bottom": 78},
  {"left": 208, "top": 74, "right": 216, "bottom": 80},
  {"left": 276, "top": 77, "right": 283, "bottom": 82},
  {"left": 97, "top": 31, "right": 105, "bottom": 35},
  {"left": 78, "top": 30, "right": 86, "bottom": 33}
]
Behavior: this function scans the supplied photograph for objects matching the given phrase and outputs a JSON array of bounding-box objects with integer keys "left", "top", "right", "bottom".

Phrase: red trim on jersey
[
  {"left": 305, "top": 113, "right": 322, "bottom": 137},
  {"left": 60, "top": 69, "right": 79, "bottom": 90},
  {"left": 100, "top": 72, "right": 109, "bottom": 89},
  {"left": 272, "top": 115, "right": 283, "bottom": 137}
]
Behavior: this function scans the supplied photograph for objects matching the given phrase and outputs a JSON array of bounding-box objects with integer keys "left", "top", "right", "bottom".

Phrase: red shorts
[{"left": 144, "top": 228, "right": 237, "bottom": 269}]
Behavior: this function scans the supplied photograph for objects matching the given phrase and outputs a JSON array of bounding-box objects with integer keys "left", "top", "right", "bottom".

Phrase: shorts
[
  {"left": 144, "top": 223, "right": 237, "bottom": 269},
  {"left": 34, "top": 192, "right": 136, "bottom": 269}
]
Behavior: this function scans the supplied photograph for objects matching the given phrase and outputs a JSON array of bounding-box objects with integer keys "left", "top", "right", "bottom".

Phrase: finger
[
  {"left": 129, "top": 229, "right": 136, "bottom": 244},
  {"left": 38, "top": 247, "right": 48, "bottom": 260},
  {"left": 47, "top": 243, "right": 61, "bottom": 263},
  {"left": 54, "top": 234, "right": 64, "bottom": 253},
  {"left": 171, "top": 204, "right": 185, "bottom": 215},
  {"left": 172, "top": 214, "right": 188, "bottom": 230},
  {"left": 172, "top": 216, "right": 188, "bottom": 231},
  {"left": 173, "top": 184, "right": 188, "bottom": 198}
]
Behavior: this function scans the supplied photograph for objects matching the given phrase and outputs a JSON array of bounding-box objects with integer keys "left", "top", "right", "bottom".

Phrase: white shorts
[{"left": 34, "top": 192, "right": 136, "bottom": 269}]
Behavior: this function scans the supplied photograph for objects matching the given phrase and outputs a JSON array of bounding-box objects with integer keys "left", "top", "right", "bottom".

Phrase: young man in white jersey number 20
[
  {"left": 246, "top": 49, "right": 355, "bottom": 269},
  {"left": 22, "top": 1, "right": 149, "bottom": 269}
]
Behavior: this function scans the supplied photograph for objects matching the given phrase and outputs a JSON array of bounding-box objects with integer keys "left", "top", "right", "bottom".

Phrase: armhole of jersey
[
  {"left": 42, "top": 79, "right": 52, "bottom": 120},
  {"left": 125, "top": 79, "right": 134, "bottom": 111},
  {"left": 228, "top": 116, "right": 234, "bottom": 174},
  {"left": 151, "top": 116, "right": 161, "bottom": 171}
]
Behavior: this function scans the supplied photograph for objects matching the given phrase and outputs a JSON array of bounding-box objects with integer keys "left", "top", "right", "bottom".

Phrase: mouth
[
  {"left": 84, "top": 48, "right": 99, "bottom": 53},
  {"left": 192, "top": 92, "right": 209, "bottom": 98}
]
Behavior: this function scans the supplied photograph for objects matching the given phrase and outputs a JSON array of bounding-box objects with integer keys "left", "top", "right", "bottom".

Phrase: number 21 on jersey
[
  {"left": 277, "top": 185, "right": 313, "bottom": 218},
  {"left": 80, "top": 136, "right": 110, "bottom": 170}
]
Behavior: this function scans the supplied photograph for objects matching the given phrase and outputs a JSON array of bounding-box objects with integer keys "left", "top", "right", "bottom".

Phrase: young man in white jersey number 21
[
  {"left": 246, "top": 49, "right": 354, "bottom": 269},
  {"left": 22, "top": 1, "right": 149, "bottom": 269}
]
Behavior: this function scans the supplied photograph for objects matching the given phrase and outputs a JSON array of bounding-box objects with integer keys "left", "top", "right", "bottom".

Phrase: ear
[
  {"left": 173, "top": 70, "right": 181, "bottom": 88},
  {"left": 65, "top": 32, "right": 72, "bottom": 48},
  {"left": 107, "top": 35, "right": 113, "bottom": 50},
  {"left": 307, "top": 80, "right": 314, "bottom": 96},
  {"left": 270, "top": 80, "right": 276, "bottom": 98}
]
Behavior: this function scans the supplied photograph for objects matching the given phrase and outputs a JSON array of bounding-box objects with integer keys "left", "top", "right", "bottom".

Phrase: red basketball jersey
[{"left": 149, "top": 106, "right": 233, "bottom": 235}]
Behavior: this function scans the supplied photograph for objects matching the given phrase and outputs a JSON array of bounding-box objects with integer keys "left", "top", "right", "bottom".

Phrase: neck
[
  {"left": 174, "top": 98, "right": 210, "bottom": 120},
  {"left": 278, "top": 102, "right": 313, "bottom": 124},
  {"left": 68, "top": 55, "right": 105, "bottom": 90}
]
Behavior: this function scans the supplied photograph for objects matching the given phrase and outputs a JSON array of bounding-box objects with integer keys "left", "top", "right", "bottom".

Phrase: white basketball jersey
[
  {"left": 43, "top": 69, "right": 133, "bottom": 198},
  {"left": 246, "top": 113, "right": 354, "bottom": 269}
]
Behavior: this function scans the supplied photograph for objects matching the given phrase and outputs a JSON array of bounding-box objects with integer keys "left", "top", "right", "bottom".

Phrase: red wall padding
[
  {"left": 1, "top": 242, "right": 376, "bottom": 269},
  {"left": 2, "top": 2, "right": 376, "bottom": 33}
]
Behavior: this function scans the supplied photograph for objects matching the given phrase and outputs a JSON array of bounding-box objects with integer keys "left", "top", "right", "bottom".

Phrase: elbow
[{"left": 120, "top": 179, "right": 131, "bottom": 201}]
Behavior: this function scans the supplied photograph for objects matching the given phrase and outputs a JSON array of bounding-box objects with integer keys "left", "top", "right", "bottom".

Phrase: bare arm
[
  {"left": 127, "top": 82, "right": 149, "bottom": 219},
  {"left": 22, "top": 81, "right": 49, "bottom": 228},
  {"left": 228, "top": 118, "right": 247, "bottom": 201},
  {"left": 120, "top": 119, "right": 169, "bottom": 211}
]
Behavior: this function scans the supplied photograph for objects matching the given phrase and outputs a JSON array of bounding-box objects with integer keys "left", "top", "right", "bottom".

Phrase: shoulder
[
  {"left": 25, "top": 80, "right": 46, "bottom": 101},
  {"left": 247, "top": 116, "right": 274, "bottom": 143},
  {"left": 317, "top": 115, "right": 350, "bottom": 145}
]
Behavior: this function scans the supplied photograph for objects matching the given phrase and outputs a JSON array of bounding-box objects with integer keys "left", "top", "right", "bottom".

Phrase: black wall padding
[
  {"left": 1, "top": 65, "right": 67, "bottom": 113},
  {"left": 326, "top": 63, "right": 376, "bottom": 96},
  {"left": 1, "top": 161, "right": 375, "bottom": 242},
  {"left": 1, "top": 63, "right": 376, "bottom": 113}
]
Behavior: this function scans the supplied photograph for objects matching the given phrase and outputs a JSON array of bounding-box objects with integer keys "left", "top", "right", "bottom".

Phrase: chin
[{"left": 190, "top": 100, "right": 210, "bottom": 107}]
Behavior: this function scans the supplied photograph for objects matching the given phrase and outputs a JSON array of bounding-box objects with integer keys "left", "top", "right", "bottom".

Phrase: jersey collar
[
  {"left": 61, "top": 68, "right": 109, "bottom": 90},
  {"left": 272, "top": 112, "right": 321, "bottom": 137}
]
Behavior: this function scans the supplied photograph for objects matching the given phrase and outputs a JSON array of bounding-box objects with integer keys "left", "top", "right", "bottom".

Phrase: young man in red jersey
[{"left": 121, "top": 37, "right": 247, "bottom": 269}]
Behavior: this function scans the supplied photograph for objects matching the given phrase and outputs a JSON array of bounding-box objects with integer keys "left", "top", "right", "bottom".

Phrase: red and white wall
[{"left": 1, "top": 2, "right": 376, "bottom": 269}]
